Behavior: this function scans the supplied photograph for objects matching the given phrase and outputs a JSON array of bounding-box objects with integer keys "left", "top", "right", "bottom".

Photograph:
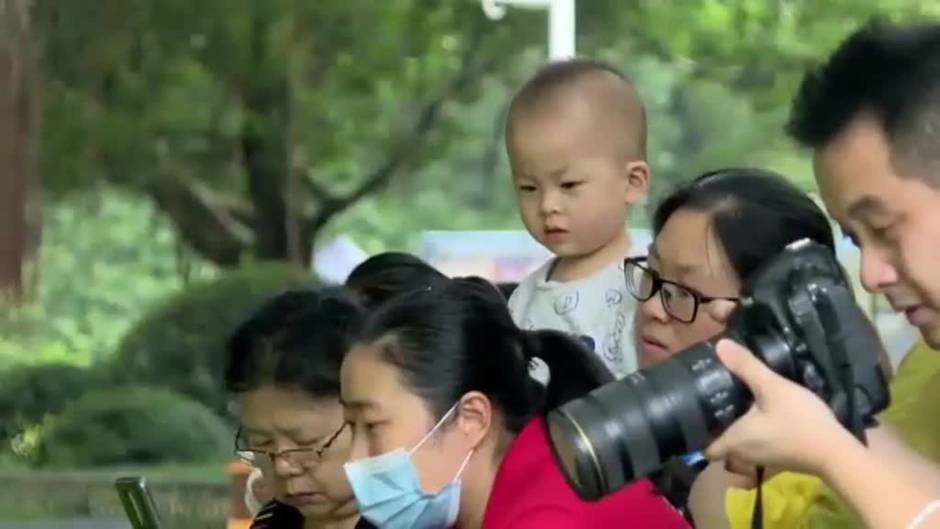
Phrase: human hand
[
  {"left": 719, "top": 457, "right": 783, "bottom": 489},
  {"left": 704, "top": 339, "right": 861, "bottom": 476}
]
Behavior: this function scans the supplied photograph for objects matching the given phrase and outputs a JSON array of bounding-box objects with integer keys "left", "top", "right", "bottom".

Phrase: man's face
[{"left": 815, "top": 113, "right": 940, "bottom": 348}]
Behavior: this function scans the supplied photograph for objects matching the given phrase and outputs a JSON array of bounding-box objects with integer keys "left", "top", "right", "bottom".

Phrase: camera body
[{"left": 547, "top": 239, "right": 891, "bottom": 501}]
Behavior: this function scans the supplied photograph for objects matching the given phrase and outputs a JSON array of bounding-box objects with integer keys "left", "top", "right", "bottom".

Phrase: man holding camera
[{"left": 705, "top": 21, "right": 940, "bottom": 529}]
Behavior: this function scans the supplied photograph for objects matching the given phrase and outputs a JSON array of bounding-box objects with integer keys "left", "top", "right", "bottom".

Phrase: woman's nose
[
  {"left": 272, "top": 454, "right": 301, "bottom": 478},
  {"left": 639, "top": 294, "right": 670, "bottom": 323}
]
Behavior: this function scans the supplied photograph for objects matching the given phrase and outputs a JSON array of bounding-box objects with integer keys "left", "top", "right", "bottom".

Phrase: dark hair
[
  {"left": 355, "top": 278, "right": 613, "bottom": 433},
  {"left": 224, "top": 288, "right": 364, "bottom": 398},
  {"left": 788, "top": 21, "right": 940, "bottom": 180},
  {"left": 345, "top": 252, "right": 447, "bottom": 309},
  {"left": 496, "top": 282, "right": 519, "bottom": 301},
  {"left": 653, "top": 168, "right": 835, "bottom": 282}
]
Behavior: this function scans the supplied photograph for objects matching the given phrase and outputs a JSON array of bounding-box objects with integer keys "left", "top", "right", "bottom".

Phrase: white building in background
[
  {"left": 312, "top": 235, "right": 369, "bottom": 284},
  {"left": 836, "top": 237, "right": 918, "bottom": 368},
  {"left": 419, "top": 229, "right": 652, "bottom": 283}
]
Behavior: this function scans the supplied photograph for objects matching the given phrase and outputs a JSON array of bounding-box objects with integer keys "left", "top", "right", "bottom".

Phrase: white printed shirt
[{"left": 508, "top": 258, "right": 638, "bottom": 379}]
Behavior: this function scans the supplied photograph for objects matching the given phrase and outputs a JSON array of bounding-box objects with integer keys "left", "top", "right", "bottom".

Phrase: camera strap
[{"left": 750, "top": 466, "right": 765, "bottom": 529}]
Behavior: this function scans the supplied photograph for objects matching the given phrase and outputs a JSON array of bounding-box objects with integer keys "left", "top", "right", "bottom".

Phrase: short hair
[
  {"left": 787, "top": 21, "right": 940, "bottom": 181},
  {"left": 224, "top": 288, "right": 363, "bottom": 398},
  {"left": 509, "top": 59, "right": 630, "bottom": 106},
  {"left": 507, "top": 58, "right": 647, "bottom": 156}
]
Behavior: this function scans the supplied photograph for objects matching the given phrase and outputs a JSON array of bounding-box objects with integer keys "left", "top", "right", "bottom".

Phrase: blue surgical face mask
[{"left": 344, "top": 404, "right": 474, "bottom": 529}]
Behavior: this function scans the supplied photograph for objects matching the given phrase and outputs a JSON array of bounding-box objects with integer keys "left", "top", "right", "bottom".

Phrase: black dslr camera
[{"left": 546, "top": 239, "right": 891, "bottom": 501}]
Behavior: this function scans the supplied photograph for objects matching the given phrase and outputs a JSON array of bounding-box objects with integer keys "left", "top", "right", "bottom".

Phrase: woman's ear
[{"left": 454, "top": 391, "right": 492, "bottom": 449}]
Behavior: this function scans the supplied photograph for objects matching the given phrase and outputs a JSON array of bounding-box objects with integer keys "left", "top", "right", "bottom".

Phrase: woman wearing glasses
[
  {"left": 628, "top": 168, "right": 834, "bottom": 370},
  {"left": 226, "top": 288, "right": 369, "bottom": 529},
  {"left": 625, "top": 168, "right": 836, "bottom": 529},
  {"left": 232, "top": 253, "right": 449, "bottom": 528}
]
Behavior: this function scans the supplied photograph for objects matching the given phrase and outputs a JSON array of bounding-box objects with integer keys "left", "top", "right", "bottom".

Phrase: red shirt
[{"left": 481, "top": 417, "right": 689, "bottom": 529}]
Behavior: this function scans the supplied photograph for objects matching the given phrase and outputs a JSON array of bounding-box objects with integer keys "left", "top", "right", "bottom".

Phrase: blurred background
[{"left": 1, "top": 0, "right": 937, "bottom": 527}]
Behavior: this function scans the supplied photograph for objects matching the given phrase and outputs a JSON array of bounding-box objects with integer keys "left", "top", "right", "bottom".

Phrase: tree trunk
[
  {"left": 0, "top": 0, "right": 40, "bottom": 301},
  {"left": 241, "top": 79, "right": 292, "bottom": 263},
  {"left": 240, "top": 4, "right": 297, "bottom": 265}
]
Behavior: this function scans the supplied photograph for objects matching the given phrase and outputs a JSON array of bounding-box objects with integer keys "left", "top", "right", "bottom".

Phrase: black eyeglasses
[
  {"left": 235, "top": 422, "right": 348, "bottom": 469},
  {"left": 624, "top": 257, "right": 738, "bottom": 324}
]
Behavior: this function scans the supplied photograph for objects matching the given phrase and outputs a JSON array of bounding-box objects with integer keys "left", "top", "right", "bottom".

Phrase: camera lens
[
  {"left": 547, "top": 340, "right": 748, "bottom": 501},
  {"left": 546, "top": 240, "right": 893, "bottom": 502}
]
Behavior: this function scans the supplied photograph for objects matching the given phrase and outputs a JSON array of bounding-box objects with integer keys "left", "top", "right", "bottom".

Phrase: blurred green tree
[
  {"left": 0, "top": 190, "right": 213, "bottom": 370},
  {"left": 37, "top": 0, "right": 540, "bottom": 266},
  {"left": 35, "top": 0, "right": 940, "bottom": 260}
]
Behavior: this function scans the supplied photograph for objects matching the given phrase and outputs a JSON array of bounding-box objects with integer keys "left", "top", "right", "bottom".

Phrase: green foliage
[
  {"left": 37, "top": 0, "right": 542, "bottom": 264},
  {"left": 321, "top": 2, "right": 940, "bottom": 246},
  {"left": 40, "top": 386, "right": 232, "bottom": 468},
  {"left": 110, "top": 262, "right": 316, "bottom": 417},
  {"left": 35, "top": 0, "right": 940, "bottom": 261},
  {"left": 0, "top": 363, "right": 97, "bottom": 445},
  {"left": 0, "top": 190, "right": 213, "bottom": 370},
  {"left": 324, "top": 48, "right": 803, "bottom": 244},
  {"left": 0, "top": 464, "right": 227, "bottom": 524}
]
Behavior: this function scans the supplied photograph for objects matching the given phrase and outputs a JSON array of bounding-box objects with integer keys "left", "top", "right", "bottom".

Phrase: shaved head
[{"left": 506, "top": 59, "right": 647, "bottom": 160}]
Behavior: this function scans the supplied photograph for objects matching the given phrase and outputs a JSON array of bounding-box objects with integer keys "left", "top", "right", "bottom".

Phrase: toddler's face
[{"left": 507, "top": 107, "right": 645, "bottom": 259}]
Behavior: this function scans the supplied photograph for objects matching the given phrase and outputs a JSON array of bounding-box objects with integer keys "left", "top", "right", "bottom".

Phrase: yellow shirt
[
  {"left": 724, "top": 341, "right": 940, "bottom": 529},
  {"left": 725, "top": 472, "right": 825, "bottom": 529}
]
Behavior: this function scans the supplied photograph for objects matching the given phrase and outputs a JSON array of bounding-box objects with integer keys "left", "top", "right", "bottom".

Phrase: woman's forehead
[
  {"left": 239, "top": 386, "right": 341, "bottom": 430},
  {"left": 340, "top": 343, "right": 404, "bottom": 408},
  {"left": 652, "top": 209, "right": 738, "bottom": 284}
]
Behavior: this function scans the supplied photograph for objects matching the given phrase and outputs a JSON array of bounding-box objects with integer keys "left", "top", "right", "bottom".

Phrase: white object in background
[
  {"left": 834, "top": 235, "right": 918, "bottom": 369},
  {"left": 480, "top": 0, "right": 576, "bottom": 60},
  {"left": 419, "top": 229, "right": 651, "bottom": 283},
  {"left": 312, "top": 235, "right": 369, "bottom": 284}
]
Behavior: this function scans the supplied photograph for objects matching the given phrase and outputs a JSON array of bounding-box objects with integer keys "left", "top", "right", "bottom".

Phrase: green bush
[
  {"left": 0, "top": 363, "right": 99, "bottom": 443},
  {"left": 40, "top": 387, "right": 232, "bottom": 467},
  {"left": 110, "top": 262, "right": 317, "bottom": 417}
]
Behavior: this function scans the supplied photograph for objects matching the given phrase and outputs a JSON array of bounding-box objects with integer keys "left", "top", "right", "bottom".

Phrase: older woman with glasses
[
  {"left": 627, "top": 168, "right": 836, "bottom": 527},
  {"left": 230, "top": 254, "right": 448, "bottom": 528},
  {"left": 225, "top": 288, "right": 369, "bottom": 529}
]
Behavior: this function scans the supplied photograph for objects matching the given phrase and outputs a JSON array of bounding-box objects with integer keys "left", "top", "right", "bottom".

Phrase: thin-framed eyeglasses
[
  {"left": 234, "top": 422, "right": 349, "bottom": 469},
  {"left": 624, "top": 256, "right": 739, "bottom": 324}
]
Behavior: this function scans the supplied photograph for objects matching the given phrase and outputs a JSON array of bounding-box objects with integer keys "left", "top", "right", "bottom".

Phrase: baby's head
[{"left": 506, "top": 59, "right": 649, "bottom": 261}]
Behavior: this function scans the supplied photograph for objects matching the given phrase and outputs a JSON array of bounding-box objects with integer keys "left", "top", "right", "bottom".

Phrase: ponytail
[
  {"left": 520, "top": 329, "right": 614, "bottom": 412},
  {"left": 355, "top": 277, "right": 613, "bottom": 438}
]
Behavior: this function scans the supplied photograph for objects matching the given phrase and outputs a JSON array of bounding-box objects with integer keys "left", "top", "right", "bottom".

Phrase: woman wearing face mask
[
  {"left": 226, "top": 288, "right": 370, "bottom": 529},
  {"left": 626, "top": 168, "right": 838, "bottom": 529},
  {"left": 340, "top": 278, "right": 689, "bottom": 529}
]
